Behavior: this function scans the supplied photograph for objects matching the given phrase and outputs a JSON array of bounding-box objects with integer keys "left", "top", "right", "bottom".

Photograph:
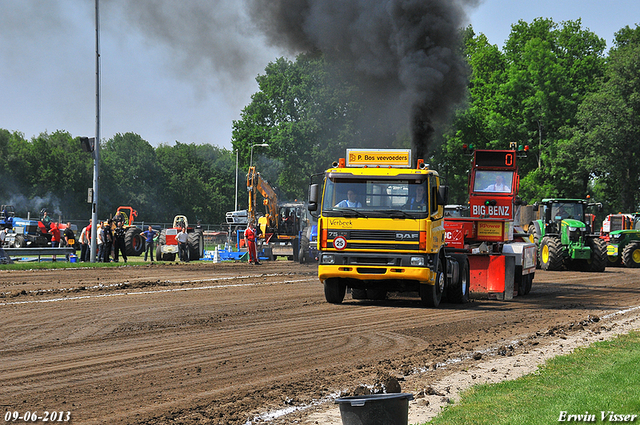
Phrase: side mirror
[
  {"left": 437, "top": 186, "right": 449, "bottom": 206},
  {"left": 308, "top": 184, "right": 319, "bottom": 212}
]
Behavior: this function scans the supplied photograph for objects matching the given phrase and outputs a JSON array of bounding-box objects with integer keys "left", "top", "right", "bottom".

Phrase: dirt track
[{"left": 2, "top": 262, "right": 640, "bottom": 424}]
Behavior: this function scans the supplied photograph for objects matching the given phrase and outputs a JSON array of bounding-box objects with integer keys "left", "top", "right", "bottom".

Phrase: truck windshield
[
  {"left": 473, "top": 170, "right": 514, "bottom": 193},
  {"left": 322, "top": 178, "right": 428, "bottom": 217}
]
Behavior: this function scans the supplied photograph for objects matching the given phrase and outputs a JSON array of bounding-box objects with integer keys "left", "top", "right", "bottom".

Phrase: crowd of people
[{"left": 63, "top": 218, "right": 155, "bottom": 263}]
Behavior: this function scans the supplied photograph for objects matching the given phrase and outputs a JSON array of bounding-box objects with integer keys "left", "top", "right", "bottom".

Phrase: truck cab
[{"left": 309, "top": 149, "right": 468, "bottom": 308}]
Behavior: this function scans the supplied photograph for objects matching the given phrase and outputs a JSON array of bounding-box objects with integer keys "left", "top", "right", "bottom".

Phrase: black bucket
[{"left": 335, "top": 393, "right": 414, "bottom": 425}]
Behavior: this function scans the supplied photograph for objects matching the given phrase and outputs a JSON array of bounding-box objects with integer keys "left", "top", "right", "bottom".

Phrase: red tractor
[
  {"left": 155, "top": 215, "right": 204, "bottom": 261},
  {"left": 113, "top": 206, "right": 145, "bottom": 256}
]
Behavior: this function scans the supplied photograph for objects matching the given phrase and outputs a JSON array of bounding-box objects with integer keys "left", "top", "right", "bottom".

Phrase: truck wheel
[
  {"left": 324, "top": 278, "right": 346, "bottom": 304},
  {"left": 447, "top": 254, "right": 469, "bottom": 303},
  {"left": 622, "top": 241, "right": 640, "bottom": 268},
  {"left": 539, "top": 237, "right": 564, "bottom": 271},
  {"left": 420, "top": 260, "right": 444, "bottom": 308},
  {"left": 124, "top": 227, "right": 145, "bottom": 256},
  {"left": 587, "top": 238, "right": 607, "bottom": 271},
  {"left": 520, "top": 273, "right": 534, "bottom": 295}
]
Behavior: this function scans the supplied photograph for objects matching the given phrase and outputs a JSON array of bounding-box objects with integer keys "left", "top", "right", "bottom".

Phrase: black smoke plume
[{"left": 248, "top": 0, "right": 476, "bottom": 160}]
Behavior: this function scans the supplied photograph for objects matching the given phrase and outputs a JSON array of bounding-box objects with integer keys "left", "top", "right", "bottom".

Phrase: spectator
[
  {"left": 176, "top": 226, "right": 189, "bottom": 262},
  {"left": 79, "top": 221, "right": 90, "bottom": 262},
  {"left": 102, "top": 220, "right": 113, "bottom": 262},
  {"left": 113, "top": 220, "right": 127, "bottom": 263},
  {"left": 0, "top": 226, "right": 9, "bottom": 263},
  {"left": 96, "top": 222, "right": 104, "bottom": 262},
  {"left": 63, "top": 222, "right": 76, "bottom": 261},
  {"left": 244, "top": 221, "right": 261, "bottom": 265},
  {"left": 49, "top": 222, "right": 61, "bottom": 262},
  {"left": 142, "top": 225, "right": 157, "bottom": 262}
]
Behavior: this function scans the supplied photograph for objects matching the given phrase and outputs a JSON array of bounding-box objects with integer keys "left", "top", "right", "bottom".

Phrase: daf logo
[{"left": 396, "top": 232, "right": 418, "bottom": 240}]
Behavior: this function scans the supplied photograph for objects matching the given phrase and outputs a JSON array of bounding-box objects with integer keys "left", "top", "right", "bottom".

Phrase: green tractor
[
  {"left": 600, "top": 213, "right": 640, "bottom": 267},
  {"left": 528, "top": 198, "right": 607, "bottom": 272}
]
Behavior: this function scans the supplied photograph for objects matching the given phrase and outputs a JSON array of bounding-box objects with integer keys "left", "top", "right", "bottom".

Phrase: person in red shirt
[
  {"left": 244, "top": 222, "right": 261, "bottom": 265},
  {"left": 50, "top": 222, "right": 61, "bottom": 262}
]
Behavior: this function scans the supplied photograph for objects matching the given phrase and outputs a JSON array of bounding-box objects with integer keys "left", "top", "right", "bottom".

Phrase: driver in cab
[{"left": 335, "top": 190, "right": 362, "bottom": 208}]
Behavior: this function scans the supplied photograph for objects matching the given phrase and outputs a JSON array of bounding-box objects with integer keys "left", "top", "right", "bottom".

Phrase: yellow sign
[
  {"left": 346, "top": 149, "right": 412, "bottom": 168},
  {"left": 477, "top": 221, "right": 503, "bottom": 238}
]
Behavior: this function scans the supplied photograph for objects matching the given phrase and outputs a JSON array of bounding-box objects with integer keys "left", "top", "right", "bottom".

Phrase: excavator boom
[{"left": 247, "top": 166, "right": 278, "bottom": 229}]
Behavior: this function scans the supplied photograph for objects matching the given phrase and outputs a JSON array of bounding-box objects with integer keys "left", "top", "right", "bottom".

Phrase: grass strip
[{"left": 426, "top": 331, "right": 640, "bottom": 424}]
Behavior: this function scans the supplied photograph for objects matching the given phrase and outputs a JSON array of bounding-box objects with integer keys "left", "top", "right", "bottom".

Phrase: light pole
[
  {"left": 234, "top": 149, "right": 239, "bottom": 212},
  {"left": 250, "top": 143, "right": 269, "bottom": 169}
]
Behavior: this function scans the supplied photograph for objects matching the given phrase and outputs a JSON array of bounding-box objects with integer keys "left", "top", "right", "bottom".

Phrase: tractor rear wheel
[
  {"left": 586, "top": 238, "right": 607, "bottom": 272},
  {"left": 155, "top": 244, "right": 163, "bottom": 262},
  {"left": 124, "top": 227, "right": 145, "bottom": 256},
  {"left": 539, "top": 237, "right": 564, "bottom": 271},
  {"left": 622, "top": 241, "right": 640, "bottom": 268},
  {"left": 187, "top": 231, "right": 204, "bottom": 261}
]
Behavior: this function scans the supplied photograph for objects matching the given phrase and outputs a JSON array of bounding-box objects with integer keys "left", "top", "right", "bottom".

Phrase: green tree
[
  {"left": 232, "top": 53, "right": 365, "bottom": 200},
  {"left": 573, "top": 25, "right": 640, "bottom": 212},
  {"left": 100, "top": 133, "right": 162, "bottom": 221},
  {"left": 437, "top": 19, "right": 606, "bottom": 204},
  {"left": 156, "top": 142, "right": 236, "bottom": 224}
]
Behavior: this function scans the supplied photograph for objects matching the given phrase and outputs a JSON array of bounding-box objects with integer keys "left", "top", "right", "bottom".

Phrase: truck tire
[
  {"left": 124, "top": 227, "right": 145, "bottom": 256},
  {"left": 447, "top": 254, "right": 469, "bottom": 304},
  {"left": 324, "top": 278, "right": 346, "bottom": 304},
  {"left": 420, "top": 260, "right": 444, "bottom": 307},
  {"left": 586, "top": 238, "right": 607, "bottom": 272},
  {"left": 539, "top": 237, "right": 564, "bottom": 271},
  {"left": 622, "top": 241, "right": 640, "bottom": 268},
  {"left": 188, "top": 231, "right": 204, "bottom": 261},
  {"left": 156, "top": 244, "right": 163, "bottom": 262}
]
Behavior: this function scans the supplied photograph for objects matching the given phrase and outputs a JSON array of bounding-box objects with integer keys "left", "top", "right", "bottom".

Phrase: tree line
[
  {"left": 0, "top": 131, "right": 241, "bottom": 224},
  {"left": 2, "top": 18, "right": 639, "bottom": 225}
]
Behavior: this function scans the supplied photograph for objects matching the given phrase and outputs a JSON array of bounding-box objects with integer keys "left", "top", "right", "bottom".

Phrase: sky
[{"left": 0, "top": 0, "right": 638, "bottom": 150}]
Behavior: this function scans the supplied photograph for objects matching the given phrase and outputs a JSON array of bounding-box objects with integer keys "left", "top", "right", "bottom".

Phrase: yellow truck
[{"left": 308, "top": 149, "right": 469, "bottom": 307}]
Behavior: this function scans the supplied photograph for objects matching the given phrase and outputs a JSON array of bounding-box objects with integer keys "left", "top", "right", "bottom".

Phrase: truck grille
[
  {"left": 349, "top": 230, "right": 398, "bottom": 241},
  {"left": 348, "top": 242, "right": 419, "bottom": 250}
]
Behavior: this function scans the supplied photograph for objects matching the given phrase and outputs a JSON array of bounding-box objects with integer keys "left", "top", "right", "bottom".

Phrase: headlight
[
  {"left": 321, "top": 254, "right": 335, "bottom": 264},
  {"left": 410, "top": 256, "right": 425, "bottom": 266}
]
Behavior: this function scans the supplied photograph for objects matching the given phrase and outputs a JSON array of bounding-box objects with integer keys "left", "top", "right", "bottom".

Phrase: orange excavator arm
[{"left": 247, "top": 166, "right": 278, "bottom": 230}]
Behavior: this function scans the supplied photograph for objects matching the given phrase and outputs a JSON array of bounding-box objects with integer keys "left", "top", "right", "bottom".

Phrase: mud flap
[{"left": 468, "top": 255, "right": 515, "bottom": 300}]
